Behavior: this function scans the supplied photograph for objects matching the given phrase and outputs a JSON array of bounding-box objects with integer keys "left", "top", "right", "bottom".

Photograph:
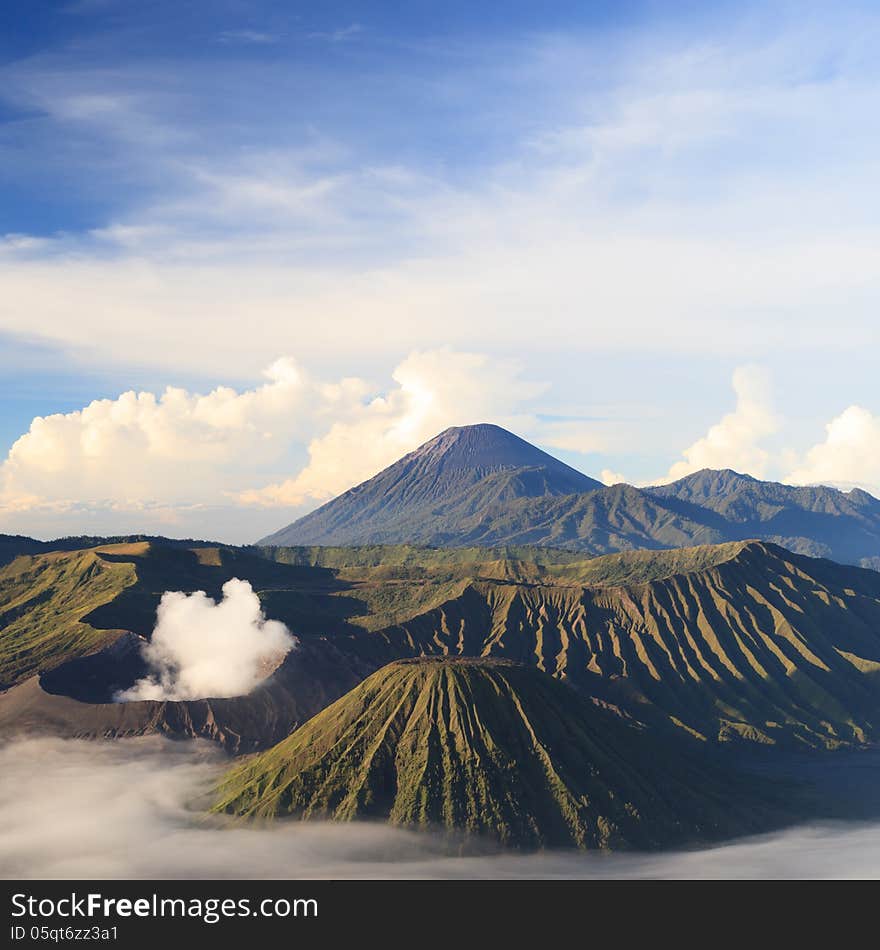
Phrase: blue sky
[{"left": 1, "top": 1, "right": 879, "bottom": 541}]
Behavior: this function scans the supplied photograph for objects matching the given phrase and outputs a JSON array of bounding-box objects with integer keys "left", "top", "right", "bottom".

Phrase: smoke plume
[{"left": 116, "top": 578, "right": 296, "bottom": 701}]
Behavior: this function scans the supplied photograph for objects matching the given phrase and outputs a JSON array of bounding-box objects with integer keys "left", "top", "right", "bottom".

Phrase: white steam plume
[{"left": 116, "top": 579, "right": 296, "bottom": 702}]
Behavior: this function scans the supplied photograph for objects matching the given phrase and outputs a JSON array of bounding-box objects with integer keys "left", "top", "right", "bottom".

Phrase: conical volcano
[
  {"left": 260, "top": 424, "right": 602, "bottom": 547},
  {"left": 213, "top": 658, "right": 782, "bottom": 850},
  {"left": 259, "top": 424, "right": 880, "bottom": 566}
]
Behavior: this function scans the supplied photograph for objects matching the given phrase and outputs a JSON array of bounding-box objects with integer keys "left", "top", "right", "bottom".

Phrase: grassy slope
[
  {"left": 0, "top": 541, "right": 301, "bottom": 689},
  {"left": 0, "top": 546, "right": 139, "bottom": 688},
  {"left": 262, "top": 541, "right": 750, "bottom": 631},
  {"left": 363, "top": 542, "right": 880, "bottom": 748},
  {"left": 5, "top": 538, "right": 880, "bottom": 750},
  {"left": 213, "top": 658, "right": 782, "bottom": 850}
]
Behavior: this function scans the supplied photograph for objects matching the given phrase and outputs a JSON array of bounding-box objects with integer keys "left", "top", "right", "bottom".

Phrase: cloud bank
[
  {"left": 3, "top": 737, "right": 880, "bottom": 880},
  {"left": 2, "top": 352, "right": 878, "bottom": 543},
  {"left": 116, "top": 579, "right": 296, "bottom": 702},
  {"left": 655, "top": 367, "right": 880, "bottom": 496},
  {"left": 787, "top": 406, "right": 880, "bottom": 495},
  {"left": 0, "top": 348, "right": 586, "bottom": 539},
  {"left": 3, "top": 10, "right": 880, "bottom": 380},
  {"left": 661, "top": 365, "right": 780, "bottom": 483}
]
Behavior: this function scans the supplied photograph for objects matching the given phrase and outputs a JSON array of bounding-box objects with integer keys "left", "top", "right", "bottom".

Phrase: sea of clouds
[{"left": 2, "top": 736, "right": 880, "bottom": 880}]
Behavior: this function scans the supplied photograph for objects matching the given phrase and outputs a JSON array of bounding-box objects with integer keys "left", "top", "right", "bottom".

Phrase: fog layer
[{"left": 2, "top": 737, "right": 879, "bottom": 879}]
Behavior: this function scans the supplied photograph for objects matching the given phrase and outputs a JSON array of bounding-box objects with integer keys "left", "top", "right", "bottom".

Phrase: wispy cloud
[
  {"left": 216, "top": 29, "right": 280, "bottom": 45},
  {"left": 3, "top": 10, "right": 880, "bottom": 377},
  {"left": 1, "top": 3, "right": 879, "bottom": 516},
  {"left": 1, "top": 234, "right": 51, "bottom": 252},
  {"left": 307, "top": 23, "right": 363, "bottom": 43}
]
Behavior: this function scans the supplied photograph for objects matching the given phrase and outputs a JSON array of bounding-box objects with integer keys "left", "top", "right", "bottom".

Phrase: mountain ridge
[
  {"left": 212, "top": 657, "right": 785, "bottom": 849},
  {"left": 262, "top": 426, "right": 880, "bottom": 567},
  {"left": 4, "top": 537, "right": 880, "bottom": 751}
]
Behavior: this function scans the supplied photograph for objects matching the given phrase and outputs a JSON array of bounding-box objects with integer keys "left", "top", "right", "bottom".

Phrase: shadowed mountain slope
[
  {"left": 4, "top": 539, "right": 880, "bottom": 752},
  {"left": 213, "top": 658, "right": 783, "bottom": 850},
  {"left": 260, "top": 426, "right": 880, "bottom": 567},
  {"left": 394, "top": 481, "right": 723, "bottom": 551},
  {"left": 0, "top": 535, "right": 51, "bottom": 568},
  {"left": 648, "top": 469, "right": 880, "bottom": 566},
  {"left": 358, "top": 541, "right": 880, "bottom": 748}
]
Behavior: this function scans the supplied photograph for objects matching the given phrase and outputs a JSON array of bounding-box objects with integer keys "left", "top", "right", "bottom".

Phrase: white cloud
[
  {"left": 600, "top": 469, "right": 628, "bottom": 486},
  {"left": 3, "top": 15, "right": 880, "bottom": 530},
  {"left": 216, "top": 30, "right": 280, "bottom": 45},
  {"left": 3, "top": 17, "right": 880, "bottom": 377},
  {"left": 0, "top": 356, "right": 311, "bottom": 510},
  {"left": 242, "top": 349, "right": 546, "bottom": 506},
  {"left": 1, "top": 233, "right": 50, "bottom": 252},
  {"left": 786, "top": 406, "right": 880, "bottom": 495},
  {"left": 0, "top": 348, "right": 585, "bottom": 536},
  {"left": 660, "top": 366, "right": 780, "bottom": 482},
  {"left": 117, "top": 579, "right": 296, "bottom": 702}
]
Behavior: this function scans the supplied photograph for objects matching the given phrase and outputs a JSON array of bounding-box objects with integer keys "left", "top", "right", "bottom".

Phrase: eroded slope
[{"left": 213, "top": 658, "right": 782, "bottom": 849}]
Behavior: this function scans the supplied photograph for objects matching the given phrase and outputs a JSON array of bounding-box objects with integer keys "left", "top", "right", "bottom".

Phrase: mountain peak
[
  {"left": 261, "top": 424, "right": 602, "bottom": 547},
  {"left": 260, "top": 434, "right": 880, "bottom": 567},
  {"left": 406, "top": 423, "right": 584, "bottom": 474},
  {"left": 658, "top": 468, "right": 759, "bottom": 490}
]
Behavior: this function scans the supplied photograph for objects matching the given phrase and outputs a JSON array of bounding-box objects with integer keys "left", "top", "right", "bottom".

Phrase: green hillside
[
  {"left": 4, "top": 538, "right": 880, "bottom": 752},
  {"left": 213, "top": 658, "right": 784, "bottom": 850},
  {"left": 0, "top": 546, "right": 139, "bottom": 688},
  {"left": 363, "top": 542, "right": 880, "bottom": 748},
  {"left": 0, "top": 538, "right": 737, "bottom": 689}
]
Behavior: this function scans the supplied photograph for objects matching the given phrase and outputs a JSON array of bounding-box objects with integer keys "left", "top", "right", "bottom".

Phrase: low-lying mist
[
  {"left": 2, "top": 736, "right": 880, "bottom": 879},
  {"left": 116, "top": 578, "right": 296, "bottom": 701}
]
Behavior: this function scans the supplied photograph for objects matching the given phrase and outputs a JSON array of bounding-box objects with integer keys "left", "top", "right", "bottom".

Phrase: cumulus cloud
[
  {"left": 0, "top": 355, "right": 310, "bottom": 509},
  {"left": 3, "top": 737, "right": 880, "bottom": 880},
  {"left": 0, "top": 348, "right": 574, "bottom": 537},
  {"left": 786, "top": 406, "right": 880, "bottom": 495},
  {"left": 242, "top": 349, "right": 546, "bottom": 506},
  {"left": 660, "top": 366, "right": 780, "bottom": 482},
  {"left": 116, "top": 579, "right": 296, "bottom": 701}
]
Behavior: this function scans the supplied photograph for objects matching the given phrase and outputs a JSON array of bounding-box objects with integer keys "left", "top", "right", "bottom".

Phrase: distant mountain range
[{"left": 263, "top": 424, "right": 880, "bottom": 568}]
